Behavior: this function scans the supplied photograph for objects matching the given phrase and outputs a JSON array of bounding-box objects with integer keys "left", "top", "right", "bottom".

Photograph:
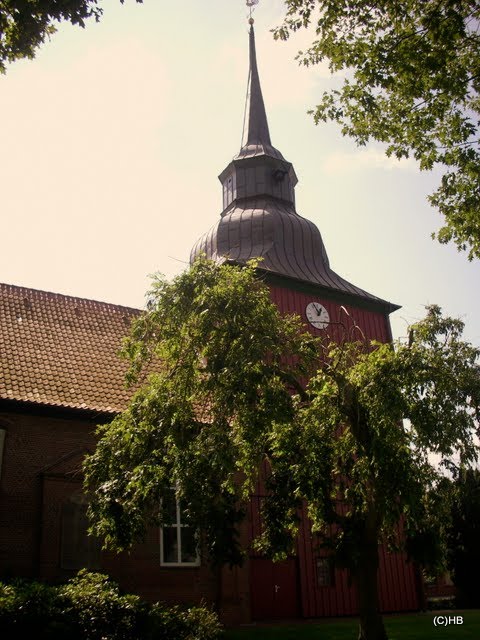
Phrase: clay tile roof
[{"left": 0, "top": 283, "right": 141, "bottom": 414}]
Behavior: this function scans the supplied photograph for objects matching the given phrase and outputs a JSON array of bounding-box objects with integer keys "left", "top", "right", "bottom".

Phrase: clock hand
[{"left": 314, "top": 304, "right": 322, "bottom": 317}]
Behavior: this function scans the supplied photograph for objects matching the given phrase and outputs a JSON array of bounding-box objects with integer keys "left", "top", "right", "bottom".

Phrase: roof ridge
[{"left": 0, "top": 282, "right": 140, "bottom": 314}]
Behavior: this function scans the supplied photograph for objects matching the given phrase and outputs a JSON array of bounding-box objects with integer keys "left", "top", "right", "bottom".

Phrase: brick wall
[{"left": 0, "top": 405, "right": 250, "bottom": 624}]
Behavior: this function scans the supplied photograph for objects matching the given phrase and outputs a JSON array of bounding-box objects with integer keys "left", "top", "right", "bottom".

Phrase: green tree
[
  {"left": 447, "top": 468, "right": 480, "bottom": 607},
  {"left": 0, "top": 0, "right": 143, "bottom": 73},
  {"left": 259, "top": 306, "right": 479, "bottom": 639},
  {"left": 84, "top": 259, "right": 316, "bottom": 566},
  {"left": 274, "top": 1, "right": 480, "bottom": 260},
  {"left": 84, "top": 259, "right": 480, "bottom": 640}
]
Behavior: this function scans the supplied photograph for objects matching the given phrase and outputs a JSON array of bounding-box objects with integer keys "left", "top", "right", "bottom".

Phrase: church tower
[
  {"left": 191, "top": 21, "right": 399, "bottom": 345},
  {"left": 191, "top": 18, "right": 417, "bottom": 622}
]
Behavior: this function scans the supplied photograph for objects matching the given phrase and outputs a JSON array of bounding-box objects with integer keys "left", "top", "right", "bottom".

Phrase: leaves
[
  {"left": 274, "top": 0, "right": 480, "bottom": 259},
  {"left": 84, "top": 258, "right": 317, "bottom": 566},
  {"left": 85, "top": 260, "right": 479, "bottom": 584},
  {"left": 0, "top": 1, "right": 143, "bottom": 73},
  {"left": 255, "top": 305, "right": 479, "bottom": 574}
]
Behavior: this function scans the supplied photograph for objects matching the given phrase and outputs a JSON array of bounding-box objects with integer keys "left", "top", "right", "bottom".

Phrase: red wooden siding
[
  {"left": 246, "top": 284, "right": 421, "bottom": 619},
  {"left": 269, "top": 284, "right": 391, "bottom": 344},
  {"left": 250, "top": 557, "right": 299, "bottom": 620},
  {"left": 250, "top": 491, "right": 420, "bottom": 619}
]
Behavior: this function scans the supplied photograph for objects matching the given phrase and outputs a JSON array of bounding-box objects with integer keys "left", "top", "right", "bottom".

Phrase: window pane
[
  {"left": 162, "top": 527, "right": 178, "bottom": 563},
  {"left": 180, "top": 526, "right": 197, "bottom": 563},
  {"left": 316, "top": 558, "right": 332, "bottom": 587},
  {"left": 61, "top": 501, "right": 101, "bottom": 570}
]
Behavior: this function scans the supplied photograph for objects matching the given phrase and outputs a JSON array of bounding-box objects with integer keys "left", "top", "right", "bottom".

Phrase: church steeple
[
  {"left": 190, "top": 14, "right": 399, "bottom": 314},
  {"left": 246, "top": 24, "right": 270, "bottom": 146},
  {"left": 235, "top": 23, "right": 286, "bottom": 162},
  {"left": 216, "top": 21, "right": 297, "bottom": 212},
  {"left": 241, "top": 24, "right": 272, "bottom": 151}
]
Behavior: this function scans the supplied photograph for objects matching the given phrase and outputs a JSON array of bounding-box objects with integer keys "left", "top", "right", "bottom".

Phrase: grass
[{"left": 224, "top": 610, "right": 480, "bottom": 640}]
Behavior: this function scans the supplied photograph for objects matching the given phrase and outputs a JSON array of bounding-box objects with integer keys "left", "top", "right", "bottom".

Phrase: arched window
[
  {"left": 0, "top": 425, "right": 7, "bottom": 482},
  {"left": 60, "top": 492, "right": 101, "bottom": 570}
]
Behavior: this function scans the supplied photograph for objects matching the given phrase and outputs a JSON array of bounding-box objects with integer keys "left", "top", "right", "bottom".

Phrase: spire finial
[
  {"left": 246, "top": 0, "right": 258, "bottom": 24},
  {"left": 240, "top": 0, "right": 273, "bottom": 151}
]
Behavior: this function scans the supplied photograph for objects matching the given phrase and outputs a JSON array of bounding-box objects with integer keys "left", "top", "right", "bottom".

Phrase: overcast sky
[{"left": 1, "top": 0, "right": 479, "bottom": 345}]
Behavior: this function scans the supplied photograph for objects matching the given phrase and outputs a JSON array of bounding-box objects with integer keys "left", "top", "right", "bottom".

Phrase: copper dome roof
[
  {"left": 191, "top": 25, "right": 399, "bottom": 313},
  {"left": 191, "top": 196, "right": 395, "bottom": 305}
]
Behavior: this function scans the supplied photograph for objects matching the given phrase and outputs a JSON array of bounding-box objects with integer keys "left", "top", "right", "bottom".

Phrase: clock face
[{"left": 305, "top": 302, "right": 330, "bottom": 329}]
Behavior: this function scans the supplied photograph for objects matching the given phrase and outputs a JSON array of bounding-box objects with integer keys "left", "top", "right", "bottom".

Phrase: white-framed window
[
  {"left": 160, "top": 489, "right": 200, "bottom": 567},
  {"left": 316, "top": 557, "right": 334, "bottom": 587}
]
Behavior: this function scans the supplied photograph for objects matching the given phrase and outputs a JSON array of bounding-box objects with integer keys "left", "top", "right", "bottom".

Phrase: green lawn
[{"left": 224, "top": 611, "right": 480, "bottom": 640}]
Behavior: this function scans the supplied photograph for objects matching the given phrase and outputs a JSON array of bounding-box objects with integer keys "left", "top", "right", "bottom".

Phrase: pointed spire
[
  {"left": 244, "top": 24, "right": 271, "bottom": 148},
  {"left": 236, "top": 22, "right": 284, "bottom": 160},
  {"left": 191, "top": 6, "right": 399, "bottom": 314}
]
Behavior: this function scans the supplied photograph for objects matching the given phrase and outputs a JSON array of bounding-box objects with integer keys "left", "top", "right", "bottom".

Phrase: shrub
[
  {"left": 427, "top": 596, "right": 456, "bottom": 611},
  {"left": 0, "top": 579, "right": 69, "bottom": 640},
  {"left": 183, "top": 605, "right": 223, "bottom": 640},
  {"left": 147, "top": 602, "right": 223, "bottom": 640},
  {"left": 60, "top": 569, "right": 144, "bottom": 640},
  {"left": 0, "top": 571, "right": 223, "bottom": 640},
  {"left": 145, "top": 603, "right": 191, "bottom": 639}
]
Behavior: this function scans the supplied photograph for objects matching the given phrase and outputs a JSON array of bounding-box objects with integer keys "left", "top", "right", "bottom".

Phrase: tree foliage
[
  {"left": 259, "top": 305, "right": 479, "bottom": 639},
  {"left": 0, "top": 0, "right": 142, "bottom": 73},
  {"left": 84, "top": 259, "right": 316, "bottom": 567},
  {"left": 274, "top": 1, "right": 480, "bottom": 260},
  {"left": 84, "top": 260, "right": 480, "bottom": 640}
]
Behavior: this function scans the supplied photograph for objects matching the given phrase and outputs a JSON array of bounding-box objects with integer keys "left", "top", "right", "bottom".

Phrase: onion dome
[{"left": 191, "top": 24, "right": 399, "bottom": 313}]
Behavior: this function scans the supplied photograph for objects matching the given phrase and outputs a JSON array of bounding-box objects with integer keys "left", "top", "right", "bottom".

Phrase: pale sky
[{"left": 1, "top": 0, "right": 479, "bottom": 345}]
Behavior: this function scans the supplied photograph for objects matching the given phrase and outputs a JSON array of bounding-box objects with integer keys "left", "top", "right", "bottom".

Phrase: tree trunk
[{"left": 355, "top": 523, "right": 388, "bottom": 640}]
